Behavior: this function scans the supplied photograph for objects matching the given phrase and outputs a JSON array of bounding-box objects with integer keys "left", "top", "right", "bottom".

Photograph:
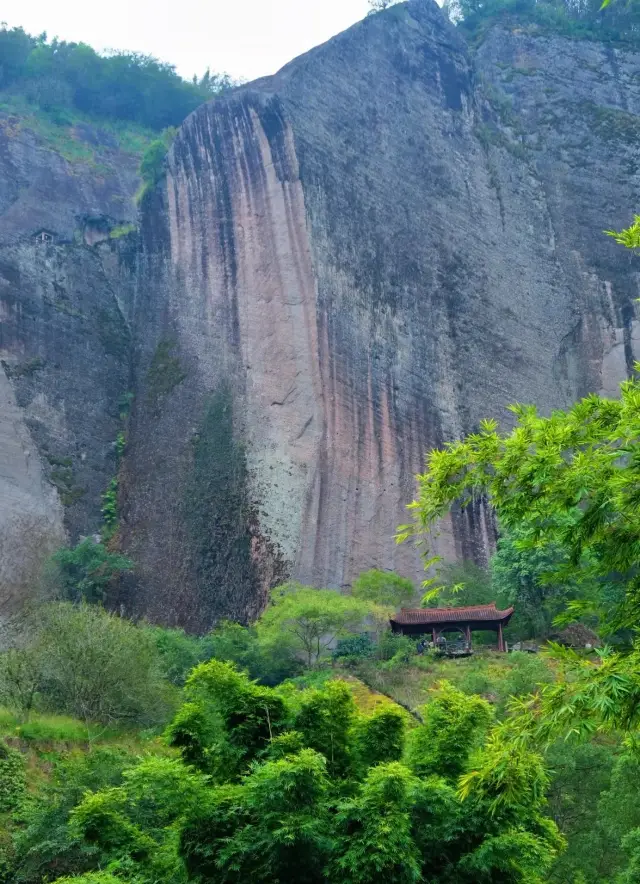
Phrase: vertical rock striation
[
  {"left": 3, "top": 0, "right": 640, "bottom": 628},
  {"left": 127, "top": 0, "right": 640, "bottom": 628}
]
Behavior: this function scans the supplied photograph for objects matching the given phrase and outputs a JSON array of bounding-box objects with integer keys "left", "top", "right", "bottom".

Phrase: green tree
[
  {"left": 143, "top": 624, "right": 212, "bottom": 686},
  {"left": 295, "top": 680, "right": 357, "bottom": 778},
  {"left": 35, "top": 602, "right": 172, "bottom": 725},
  {"left": 180, "top": 749, "right": 331, "bottom": 883},
  {"left": 351, "top": 569, "right": 415, "bottom": 609},
  {"left": 407, "top": 682, "right": 493, "bottom": 780},
  {"left": 332, "top": 762, "right": 422, "bottom": 884},
  {"left": 0, "top": 25, "right": 232, "bottom": 130},
  {"left": 170, "top": 659, "right": 289, "bottom": 777},
  {"left": 260, "top": 583, "right": 373, "bottom": 667},
  {"left": 490, "top": 526, "right": 578, "bottom": 639},
  {"left": 52, "top": 539, "right": 133, "bottom": 605},
  {"left": 354, "top": 706, "right": 407, "bottom": 772},
  {"left": 400, "top": 381, "right": 640, "bottom": 631}
]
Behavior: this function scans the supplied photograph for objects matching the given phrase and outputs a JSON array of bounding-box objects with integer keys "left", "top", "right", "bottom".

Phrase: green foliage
[
  {"left": 2, "top": 662, "right": 566, "bottom": 884},
  {"left": 425, "top": 560, "right": 494, "bottom": 609},
  {"left": 402, "top": 385, "right": 640, "bottom": 629},
  {"left": 450, "top": 0, "right": 640, "bottom": 47},
  {"left": 351, "top": 569, "right": 415, "bottom": 608},
  {"left": 408, "top": 682, "right": 493, "bottom": 780},
  {"left": 171, "top": 660, "right": 289, "bottom": 777},
  {"left": 0, "top": 25, "right": 231, "bottom": 131},
  {"left": 354, "top": 706, "right": 406, "bottom": 771},
  {"left": 545, "top": 739, "right": 621, "bottom": 883},
  {"left": 180, "top": 749, "right": 331, "bottom": 883},
  {"left": 261, "top": 583, "right": 374, "bottom": 666},
  {"left": 332, "top": 633, "right": 375, "bottom": 663},
  {"left": 138, "top": 130, "right": 177, "bottom": 202},
  {"left": 459, "top": 724, "right": 552, "bottom": 819},
  {"left": 12, "top": 748, "right": 133, "bottom": 882},
  {"left": 100, "top": 478, "right": 119, "bottom": 536},
  {"left": 52, "top": 874, "right": 122, "bottom": 883},
  {"left": 52, "top": 538, "right": 132, "bottom": 604},
  {"left": 377, "top": 631, "right": 416, "bottom": 663},
  {"left": 0, "top": 740, "right": 25, "bottom": 812},
  {"left": 332, "top": 762, "right": 422, "bottom": 884},
  {"left": 8, "top": 602, "right": 174, "bottom": 726},
  {"left": 208, "top": 619, "right": 302, "bottom": 686},
  {"left": 295, "top": 680, "right": 356, "bottom": 778},
  {"left": 491, "top": 526, "right": 580, "bottom": 639},
  {"left": 606, "top": 214, "right": 640, "bottom": 249},
  {"left": 458, "top": 828, "right": 562, "bottom": 884},
  {"left": 143, "top": 625, "right": 213, "bottom": 687},
  {"left": 0, "top": 647, "right": 42, "bottom": 722}
]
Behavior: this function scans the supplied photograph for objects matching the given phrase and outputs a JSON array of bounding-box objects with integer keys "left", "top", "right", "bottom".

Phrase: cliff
[
  {"left": 2, "top": 0, "right": 640, "bottom": 629},
  {"left": 0, "top": 111, "right": 140, "bottom": 616}
]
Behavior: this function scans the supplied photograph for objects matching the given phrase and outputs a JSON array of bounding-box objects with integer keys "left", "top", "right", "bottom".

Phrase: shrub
[
  {"left": 295, "top": 681, "right": 356, "bottom": 778},
  {"left": 378, "top": 631, "right": 415, "bottom": 662},
  {"left": 52, "top": 539, "right": 133, "bottom": 604},
  {"left": 407, "top": 682, "right": 493, "bottom": 780},
  {"left": 35, "top": 603, "right": 174, "bottom": 725},
  {"left": 0, "top": 740, "right": 26, "bottom": 812},
  {"left": 143, "top": 625, "right": 212, "bottom": 686},
  {"left": 332, "top": 634, "right": 374, "bottom": 663}
]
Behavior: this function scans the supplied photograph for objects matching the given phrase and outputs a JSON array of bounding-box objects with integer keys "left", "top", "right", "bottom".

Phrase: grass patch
[{"left": 0, "top": 92, "right": 155, "bottom": 167}]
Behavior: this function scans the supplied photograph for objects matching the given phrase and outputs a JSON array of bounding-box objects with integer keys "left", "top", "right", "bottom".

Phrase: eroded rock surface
[
  {"left": 0, "top": 115, "right": 138, "bottom": 616},
  {"left": 3, "top": 0, "right": 640, "bottom": 628},
  {"left": 125, "top": 0, "right": 640, "bottom": 628}
]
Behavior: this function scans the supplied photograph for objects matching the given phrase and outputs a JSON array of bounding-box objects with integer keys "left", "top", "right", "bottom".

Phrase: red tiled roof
[{"left": 390, "top": 603, "right": 514, "bottom": 626}]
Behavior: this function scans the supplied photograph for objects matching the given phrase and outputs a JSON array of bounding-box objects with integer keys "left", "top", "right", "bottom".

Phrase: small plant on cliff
[
  {"left": 137, "top": 128, "right": 177, "bottom": 203},
  {"left": 52, "top": 538, "right": 133, "bottom": 605},
  {"left": 145, "top": 338, "right": 186, "bottom": 410}
]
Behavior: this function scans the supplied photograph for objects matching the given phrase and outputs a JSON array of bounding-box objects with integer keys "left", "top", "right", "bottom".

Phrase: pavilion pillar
[
  {"left": 465, "top": 625, "right": 471, "bottom": 645},
  {"left": 432, "top": 628, "right": 438, "bottom": 645},
  {"left": 498, "top": 622, "right": 504, "bottom": 652}
]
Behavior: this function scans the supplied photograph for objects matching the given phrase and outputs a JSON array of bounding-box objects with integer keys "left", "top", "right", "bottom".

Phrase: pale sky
[{"left": 2, "top": 0, "right": 375, "bottom": 83}]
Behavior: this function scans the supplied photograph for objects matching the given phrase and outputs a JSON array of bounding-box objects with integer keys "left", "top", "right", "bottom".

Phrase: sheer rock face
[
  {"left": 3, "top": 0, "right": 640, "bottom": 629},
  {"left": 0, "top": 117, "right": 138, "bottom": 617},
  {"left": 126, "top": 0, "right": 640, "bottom": 628}
]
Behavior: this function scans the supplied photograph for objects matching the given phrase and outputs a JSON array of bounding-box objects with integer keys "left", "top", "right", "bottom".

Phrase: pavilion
[{"left": 390, "top": 603, "right": 515, "bottom": 652}]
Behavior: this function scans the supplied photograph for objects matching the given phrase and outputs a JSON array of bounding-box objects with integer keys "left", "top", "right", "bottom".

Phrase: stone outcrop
[{"left": 2, "top": 0, "right": 640, "bottom": 629}]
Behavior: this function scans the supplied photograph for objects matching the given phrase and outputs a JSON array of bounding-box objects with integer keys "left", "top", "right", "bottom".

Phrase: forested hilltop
[
  {"left": 0, "top": 25, "right": 230, "bottom": 130},
  {"left": 445, "top": 0, "right": 640, "bottom": 43}
]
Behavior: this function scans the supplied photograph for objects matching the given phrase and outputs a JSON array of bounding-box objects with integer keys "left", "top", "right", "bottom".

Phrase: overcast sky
[{"left": 2, "top": 0, "right": 375, "bottom": 82}]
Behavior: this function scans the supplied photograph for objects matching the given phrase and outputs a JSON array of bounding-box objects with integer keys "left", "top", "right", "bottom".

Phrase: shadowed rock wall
[{"left": 0, "top": 115, "right": 139, "bottom": 618}]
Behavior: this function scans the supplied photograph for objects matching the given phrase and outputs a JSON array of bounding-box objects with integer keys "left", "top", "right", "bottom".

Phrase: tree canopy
[{"left": 0, "top": 25, "right": 231, "bottom": 130}]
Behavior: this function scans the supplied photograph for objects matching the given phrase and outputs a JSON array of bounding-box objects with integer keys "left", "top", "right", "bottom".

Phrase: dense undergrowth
[{"left": 0, "top": 593, "right": 637, "bottom": 884}]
